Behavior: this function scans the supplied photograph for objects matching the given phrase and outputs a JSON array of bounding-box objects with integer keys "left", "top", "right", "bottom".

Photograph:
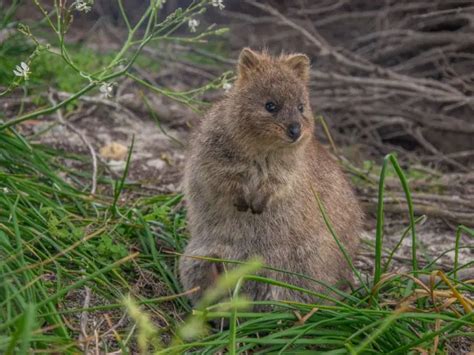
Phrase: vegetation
[{"left": 0, "top": 1, "right": 472, "bottom": 353}]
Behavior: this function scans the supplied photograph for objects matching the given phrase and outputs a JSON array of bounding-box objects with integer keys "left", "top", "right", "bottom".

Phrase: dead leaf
[{"left": 100, "top": 142, "right": 128, "bottom": 160}]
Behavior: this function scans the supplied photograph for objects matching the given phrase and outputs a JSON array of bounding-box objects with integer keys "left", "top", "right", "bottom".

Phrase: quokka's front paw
[
  {"left": 233, "top": 196, "right": 249, "bottom": 212},
  {"left": 249, "top": 194, "right": 270, "bottom": 214}
]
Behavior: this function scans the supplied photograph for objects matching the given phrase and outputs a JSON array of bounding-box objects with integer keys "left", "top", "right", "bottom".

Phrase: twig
[
  {"left": 246, "top": 0, "right": 467, "bottom": 99},
  {"left": 413, "top": 6, "right": 474, "bottom": 18},
  {"left": 361, "top": 201, "right": 474, "bottom": 227},
  {"left": 102, "top": 312, "right": 128, "bottom": 338},
  {"left": 94, "top": 320, "right": 100, "bottom": 355},
  {"left": 358, "top": 253, "right": 451, "bottom": 271},
  {"left": 410, "top": 127, "right": 469, "bottom": 172},
  {"left": 79, "top": 286, "right": 92, "bottom": 353},
  {"left": 293, "top": 307, "right": 319, "bottom": 325},
  {"left": 48, "top": 92, "right": 98, "bottom": 194}
]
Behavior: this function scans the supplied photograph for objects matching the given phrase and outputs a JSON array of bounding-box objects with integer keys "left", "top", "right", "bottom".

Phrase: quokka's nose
[{"left": 287, "top": 122, "right": 301, "bottom": 141}]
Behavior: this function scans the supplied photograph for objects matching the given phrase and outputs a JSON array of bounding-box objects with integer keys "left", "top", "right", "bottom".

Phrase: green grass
[
  {"left": 0, "top": 42, "right": 164, "bottom": 94},
  {"left": 350, "top": 159, "right": 442, "bottom": 191},
  {"left": 0, "top": 128, "right": 472, "bottom": 353},
  {"left": 0, "top": 129, "right": 190, "bottom": 352}
]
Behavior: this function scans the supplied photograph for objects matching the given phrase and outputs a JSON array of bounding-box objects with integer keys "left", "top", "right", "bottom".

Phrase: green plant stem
[
  {"left": 313, "top": 189, "right": 369, "bottom": 295},
  {"left": 454, "top": 225, "right": 474, "bottom": 279},
  {"left": 374, "top": 154, "right": 418, "bottom": 286}
]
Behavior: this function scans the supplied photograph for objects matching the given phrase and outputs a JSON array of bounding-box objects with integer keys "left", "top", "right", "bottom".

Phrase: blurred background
[{"left": 1, "top": 0, "right": 473, "bottom": 266}]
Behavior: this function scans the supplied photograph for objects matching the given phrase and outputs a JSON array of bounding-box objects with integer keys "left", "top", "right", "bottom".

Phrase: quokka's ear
[
  {"left": 283, "top": 53, "right": 311, "bottom": 82},
  {"left": 238, "top": 47, "right": 260, "bottom": 80}
]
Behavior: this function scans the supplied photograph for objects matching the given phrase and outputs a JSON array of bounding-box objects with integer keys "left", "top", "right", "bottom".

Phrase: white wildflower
[
  {"left": 108, "top": 159, "right": 126, "bottom": 172},
  {"left": 211, "top": 0, "right": 225, "bottom": 10},
  {"left": 2, "top": 187, "right": 9, "bottom": 194},
  {"left": 223, "top": 82, "right": 232, "bottom": 92},
  {"left": 99, "top": 82, "right": 113, "bottom": 98},
  {"left": 13, "top": 62, "right": 30, "bottom": 80},
  {"left": 188, "top": 19, "right": 199, "bottom": 33},
  {"left": 74, "top": 0, "right": 93, "bottom": 13},
  {"left": 155, "top": 0, "right": 166, "bottom": 9}
]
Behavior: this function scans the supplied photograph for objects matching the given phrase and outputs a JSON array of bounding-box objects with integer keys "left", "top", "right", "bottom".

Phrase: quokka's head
[{"left": 228, "top": 48, "right": 314, "bottom": 149}]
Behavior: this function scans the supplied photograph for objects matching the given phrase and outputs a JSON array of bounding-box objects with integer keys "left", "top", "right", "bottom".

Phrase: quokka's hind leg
[
  {"left": 179, "top": 252, "right": 223, "bottom": 306},
  {"left": 239, "top": 279, "right": 273, "bottom": 312}
]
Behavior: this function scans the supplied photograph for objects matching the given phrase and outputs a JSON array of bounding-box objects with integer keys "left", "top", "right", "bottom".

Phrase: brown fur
[{"left": 179, "top": 48, "right": 364, "bottom": 305}]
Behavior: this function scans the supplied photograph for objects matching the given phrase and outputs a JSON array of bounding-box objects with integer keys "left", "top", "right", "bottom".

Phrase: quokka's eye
[
  {"left": 298, "top": 104, "right": 304, "bottom": 113},
  {"left": 265, "top": 101, "right": 278, "bottom": 113}
]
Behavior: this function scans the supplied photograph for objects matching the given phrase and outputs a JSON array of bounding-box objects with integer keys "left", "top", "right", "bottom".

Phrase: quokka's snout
[{"left": 287, "top": 122, "right": 301, "bottom": 141}]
